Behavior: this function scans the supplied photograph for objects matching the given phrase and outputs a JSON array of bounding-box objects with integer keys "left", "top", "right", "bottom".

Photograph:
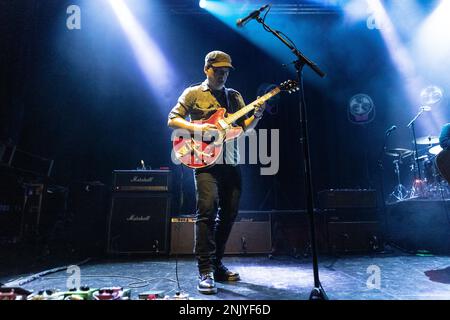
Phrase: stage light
[
  {"left": 108, "top": 0, "right": 175, "bottom": 106},
  {"left": 366, "top": 0, "right": 423, "bottom": 108},
  {"left": 415, "top": 0, "right": 450, "bottom": 70},
  {"left": 421, "top": 86, "right": 443, "bottom": 107},
  {"left": 343, "top": 0, "right": 369, "bottom": 22},
  {"left": 199, "top": 0, "right": 207, "bottom": 9},
  {"left": 411, "top": 1, "right": 450, "bottom": 132}
]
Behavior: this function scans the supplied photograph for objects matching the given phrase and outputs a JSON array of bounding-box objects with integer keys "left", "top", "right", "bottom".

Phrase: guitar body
[
  {"left": 436, "top": 149, "right": 450, "bottom": 184},
  {"left": 172, "top": 108, "right": 244, "bottom": 169},
  {"left": 171, "top": 80, "right": 298, "bottom": 169}
]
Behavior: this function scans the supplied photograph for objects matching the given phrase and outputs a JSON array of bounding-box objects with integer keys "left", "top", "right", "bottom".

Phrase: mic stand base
[{"left": 309, "top": 286, "right": 328, "bottom": 300}]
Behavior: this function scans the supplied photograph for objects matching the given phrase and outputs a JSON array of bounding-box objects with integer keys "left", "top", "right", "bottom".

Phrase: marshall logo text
[
  {"left": 126, "top": 215, "right": 151, "bottom": 222},
  {"left": 131, "top": 176, "right": 155, "bottom": 183}
]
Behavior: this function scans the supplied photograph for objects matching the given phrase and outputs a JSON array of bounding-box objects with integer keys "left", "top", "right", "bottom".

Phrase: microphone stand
[
  {"left": 253, "top": 15, "right": 327, "bottom": 300},
  {"left": 407, "top": 108, "right": 427, "bottom": 182},
  {"left": 376, "top": 131, "right": 391, "bottom": 249}
]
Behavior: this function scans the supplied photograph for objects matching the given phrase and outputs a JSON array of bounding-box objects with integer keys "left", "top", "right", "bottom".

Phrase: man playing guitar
[{"left": 167, "top": 51, "right": 265, "bottom": 294}]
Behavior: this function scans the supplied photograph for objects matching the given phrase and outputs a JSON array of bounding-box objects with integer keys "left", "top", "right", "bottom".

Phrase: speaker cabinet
[
  {"left": 107, "top": 193, "right": 171, "bottom": 254},
  {"left": 170, "top": 211, "right": 272, "bottom": 255},
  {"left": 271, "top": 210, "right": 327, "bottom": 256},
  {"left": 225, "top": 211, "right": 272, "bottom": 254},
  {"left": 68, "top": 182, "right": 108, "bottom": 255},
  {"left": 324, "top": 208, "right": 382, "bottom": 254},
  {"left": 327, "top": 221, "right": 381, "bottom": 254}
]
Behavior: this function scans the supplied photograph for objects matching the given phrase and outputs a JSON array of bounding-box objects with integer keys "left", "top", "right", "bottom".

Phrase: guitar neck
[{"left": 225, "top": 87, "right": 281, "bottom": 125}]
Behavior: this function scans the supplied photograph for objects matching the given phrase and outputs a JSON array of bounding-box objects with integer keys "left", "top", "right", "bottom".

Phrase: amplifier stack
[
  {"left": 107, "top": 170, "right": 172, "bottom": 255},
  {"left": 318, "top": 189, "right": 383, "bottom": 254}
]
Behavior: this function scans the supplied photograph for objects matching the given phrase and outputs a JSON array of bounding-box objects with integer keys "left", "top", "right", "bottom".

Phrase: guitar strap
[
  {"left": 223, "top": 87, "right": 240, "bottom": 165},
  {"left": 224, "top": 88, "right": 231, "bottom": 111}
]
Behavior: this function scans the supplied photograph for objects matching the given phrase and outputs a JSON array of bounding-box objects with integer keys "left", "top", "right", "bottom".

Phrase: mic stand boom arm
[
  {"left": 253, "top": 16, "right": 326, "bottom": 79},
  {"left": 252, "top": 16, "right": 327, "bottom": 300}
]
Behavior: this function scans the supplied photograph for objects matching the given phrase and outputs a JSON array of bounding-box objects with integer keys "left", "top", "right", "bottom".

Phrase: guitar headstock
[{"left": 279, "top": 80, "right": 299, "bottom": 94}]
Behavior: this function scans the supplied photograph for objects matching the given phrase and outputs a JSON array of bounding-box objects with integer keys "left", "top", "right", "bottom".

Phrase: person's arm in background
[{"left": 439, "top": 123, "right": 450, "bottom": 150}]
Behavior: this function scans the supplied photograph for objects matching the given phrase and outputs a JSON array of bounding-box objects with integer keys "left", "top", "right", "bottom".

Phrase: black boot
[
  {"left": 197, "top": 272, "right": 218, "bottom": 294},
  {"left": 214, "top": 261, "right": 240, "bottom": 282}
]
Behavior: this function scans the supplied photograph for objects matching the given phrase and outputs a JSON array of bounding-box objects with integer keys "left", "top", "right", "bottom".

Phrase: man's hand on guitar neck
[
  {"left": 243, "top": 96, "right": 266, "bottom": 131},
  {"left": 254, "top": 96, "right": 266, "bottom": 119}
]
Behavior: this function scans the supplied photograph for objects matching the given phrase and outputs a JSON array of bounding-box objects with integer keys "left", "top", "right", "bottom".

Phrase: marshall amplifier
[
  {"left": 170, "top": 216, "right": 195, "bottom": 255},
  {"left": 107, "top": 192, "right": 171, "bottom": 255},
  {"left": 112, "top": 170, "right": 171, "bottom": 192}
]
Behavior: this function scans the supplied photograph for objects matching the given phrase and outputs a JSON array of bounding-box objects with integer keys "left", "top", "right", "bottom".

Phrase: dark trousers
[{"left": 194, "top": 165, "right": 242, "bottom": 274}]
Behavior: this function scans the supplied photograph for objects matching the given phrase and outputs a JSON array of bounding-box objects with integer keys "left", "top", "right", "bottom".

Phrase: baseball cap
[{"left": 204, "top": 50, "right": 234, "bottom": 69}]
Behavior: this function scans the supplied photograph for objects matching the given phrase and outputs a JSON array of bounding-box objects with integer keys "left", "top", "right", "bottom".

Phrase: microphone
[
  {"left": 236, "top": 4, "right": 269, "bottom": 28},
  {"left": 385, "top": 125, "right": 397, "bottom": 136}
]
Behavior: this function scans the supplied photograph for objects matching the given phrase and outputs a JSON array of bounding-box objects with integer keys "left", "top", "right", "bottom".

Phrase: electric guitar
[
  {"left": 172, "top": 80, "right": 299, "bottom": 169},
  {"left": 436, "top": 149, "right": 450, "bottom": 184}
]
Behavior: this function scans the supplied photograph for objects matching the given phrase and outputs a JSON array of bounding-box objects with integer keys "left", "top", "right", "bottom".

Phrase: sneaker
[
  {"left": 214, "top": 263, "right": 240, "bottom": 282},
  {"left": 197, "top": 272, "right": 218, "bottom": 294}
]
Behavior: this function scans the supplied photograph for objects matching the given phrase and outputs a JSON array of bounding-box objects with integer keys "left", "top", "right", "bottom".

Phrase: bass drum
[{"left": 424, "top": 156, "right": 438, "bottom": 184}]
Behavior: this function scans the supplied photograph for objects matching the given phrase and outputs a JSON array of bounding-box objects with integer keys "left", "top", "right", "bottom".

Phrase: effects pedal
[
  {"left": 138, "top": 290, "right": 165, "bottom": 300},
  {"left": 93, "top": 287, "right": 131, "bottom": 300},
  {"left": 28, "top": 287, "right": 97, "bottom": 300},
  {"left": 0, "top": 287, "right": 32, "bottom": 300}
]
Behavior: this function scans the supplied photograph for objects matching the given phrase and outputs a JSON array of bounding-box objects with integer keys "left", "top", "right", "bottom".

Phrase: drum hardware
[
  {"left": 385, "top": 144, "right": 450, "bottom": 201},
  {"left": 409, "top": 154, "right": 433, "bottom": 198},
  {"left": 389, "top": 159, "right": 410, "bottom": 201},
  {"left": 386, "top": 149, "right": 412, "bottom": 202},
  {"left": 407, "top": 107, "right": 434, "bottom": 183},
  {"left": 385, "top": 148, "right": 413, "bottom": 159},
  {"left": 409, "top": 153, "right": 450, "bottom": 199},
  {"left": 388, "top": 97, "right": 449, "bottom": 199}
]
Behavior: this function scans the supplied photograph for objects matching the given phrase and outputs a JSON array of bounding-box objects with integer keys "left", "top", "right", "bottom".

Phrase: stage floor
[{"left": 1, "top": 250, "right": 450, "bottom": 300}]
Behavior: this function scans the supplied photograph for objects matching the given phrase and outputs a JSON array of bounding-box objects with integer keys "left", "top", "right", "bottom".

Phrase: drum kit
[
  {"left": 385, "top": 85, "right": 449, "bottom": 202},
  {"left": 386, "top": 135, "right": 449, "bottom": 202}
]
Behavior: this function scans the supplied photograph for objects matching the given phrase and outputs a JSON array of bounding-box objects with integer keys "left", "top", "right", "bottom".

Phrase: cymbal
[
  {"left": 386, "top": 148, "right": 413, "bottom": 158},
  {"left": 429, "top": 145, "right": 443, "bottom": 155},
  {"left": 416, "top": 136, "right": 439, "bottom": 145}
]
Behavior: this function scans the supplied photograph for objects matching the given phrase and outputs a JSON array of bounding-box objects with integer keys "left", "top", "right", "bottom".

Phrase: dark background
[{"left": 1, "top": 0, "right": 448, "bottom": 214}]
